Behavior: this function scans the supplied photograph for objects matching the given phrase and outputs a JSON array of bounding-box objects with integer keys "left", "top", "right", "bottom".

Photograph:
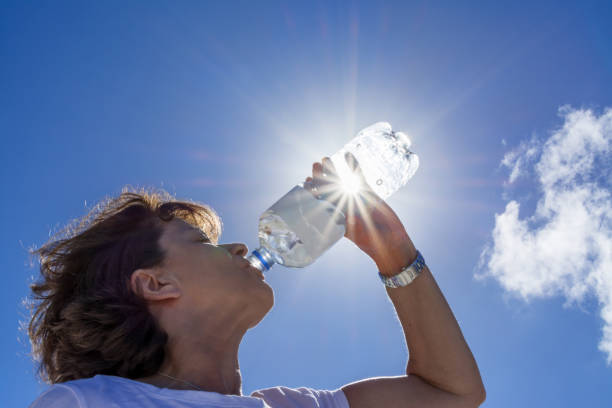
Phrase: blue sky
[{"left": 2, "top": 1, "right": 611, "bottom": 407}]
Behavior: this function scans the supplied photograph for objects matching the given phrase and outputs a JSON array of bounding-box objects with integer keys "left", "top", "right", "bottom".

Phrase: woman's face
[{"left": 157, "top": 218, "right": 274, "bottom": 328}]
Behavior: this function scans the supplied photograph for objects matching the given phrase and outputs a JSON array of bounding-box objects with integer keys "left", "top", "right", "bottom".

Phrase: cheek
[
  {"left": 198, "top": 245, "right": 232, "bottom": 267},
  {"left": 184, "top": 245, "right": 226, "bottom": 269},
  {"left": 188, "top": 257, "right": 236, "bottom": 290}
]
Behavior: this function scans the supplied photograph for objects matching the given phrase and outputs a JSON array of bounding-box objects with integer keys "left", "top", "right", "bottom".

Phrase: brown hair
[{"left": 28, "top": 187, "right": 222, "bottom": 383}]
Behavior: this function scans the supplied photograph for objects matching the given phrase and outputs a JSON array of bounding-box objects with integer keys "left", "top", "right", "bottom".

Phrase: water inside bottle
[{"left": 257, "top": 185, "right": 346, "bottom": 267}]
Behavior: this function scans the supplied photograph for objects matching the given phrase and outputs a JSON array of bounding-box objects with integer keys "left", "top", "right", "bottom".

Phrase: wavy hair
[{"left": 28, "top": 187, "right": 222, "bottom": 383}]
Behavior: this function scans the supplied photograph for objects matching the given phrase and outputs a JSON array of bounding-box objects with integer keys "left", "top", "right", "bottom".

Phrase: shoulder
[
  {"left": 29, "top": 375, "right": 150, "bottom": 408},
  {"left": 251, "top": 386, "right": 349, "bottom": 408},
  {"left": 29, "top": 383, "right": 83, "bottom": 408}
]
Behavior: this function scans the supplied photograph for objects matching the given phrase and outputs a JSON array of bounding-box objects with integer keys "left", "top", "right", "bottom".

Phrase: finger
[
  {"left": 307, "top": 179, "right": 333, "bottom": 201},
  {"left": 303, "top": 179, "right": 314, "bottom": 191},
  {"left": 312, "top": 162, "right": 327, "bottom": 193},
  {"left": 344, "top": 152, "right": 367, "bottom": 182},
  {"left": 321, "top": 157, "right": 337, "bottom": 177},
  {"left": 312, "top": 162, "right": 323, "bottom": 178},
  {"left": 314, "top": 161, "right": 337, "bottom": 187},
  {"left": 344, "top": 152, "right": 382, "bottom": 201},
  {"left": 309, "top": 161, "right": 336, "bottom": 203},
  {"left": 344, "top": 151, "right": 359, "bottom": 171},
  {"left": 305, "top": 176, "right": 313, "bottom": 183},
  {"left": 303, "top": 179, "right": 319, "bottom": 199}
]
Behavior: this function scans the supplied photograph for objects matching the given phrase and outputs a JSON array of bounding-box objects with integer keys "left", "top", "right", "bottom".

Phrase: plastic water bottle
[{"left": 246, "top": 122, "right": 419, "bottom": 272}]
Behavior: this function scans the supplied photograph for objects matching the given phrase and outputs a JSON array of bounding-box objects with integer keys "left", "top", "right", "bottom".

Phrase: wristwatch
[{"left": 378, "top": 250, "right": 426, "bottom": 288}]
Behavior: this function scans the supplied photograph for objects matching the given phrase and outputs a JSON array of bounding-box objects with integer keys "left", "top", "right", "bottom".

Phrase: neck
[
  {"left": 137, "top": 291, "right": 268, "bottom": 396},
  {"left": 138, "top": 324, "right": 246, "bottom": 395}
]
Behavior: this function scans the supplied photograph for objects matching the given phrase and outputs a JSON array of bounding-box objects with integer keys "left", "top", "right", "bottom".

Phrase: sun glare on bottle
[{"left": 340, "top": 172, "right": 362, "bottom": 195}]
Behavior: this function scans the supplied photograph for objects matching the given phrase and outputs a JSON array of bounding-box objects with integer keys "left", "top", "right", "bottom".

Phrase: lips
[
  {"left": 253, "top": 267, "right": 265, "bottom": 280},
  {"left": 249, "top": 265, "right": 265, "bottom": 280},
  {"left": 240, "top": 258, "right": 265, "bottom": 280}
]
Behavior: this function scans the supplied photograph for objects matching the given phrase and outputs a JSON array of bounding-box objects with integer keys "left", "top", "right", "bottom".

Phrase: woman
[{"left": 29, "top": 155, "right": 485, "bottom": 407}]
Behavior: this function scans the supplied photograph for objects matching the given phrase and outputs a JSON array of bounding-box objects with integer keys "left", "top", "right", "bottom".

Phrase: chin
[{"left": 248, "top": 285, "right": 274, "bottom": 329}]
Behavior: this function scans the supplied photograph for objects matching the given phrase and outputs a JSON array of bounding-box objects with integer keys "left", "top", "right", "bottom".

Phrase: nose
[{"left": 223, "top": 243, "right": 249, "bottom": 257}]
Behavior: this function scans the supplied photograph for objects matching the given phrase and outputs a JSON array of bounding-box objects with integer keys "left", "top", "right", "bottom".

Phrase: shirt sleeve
[
  {"left": 252, "top": 386, "right": 349, "bottom": 408},
  {"left": 29, "top": 384, "right": 84, "bottom": 408}
]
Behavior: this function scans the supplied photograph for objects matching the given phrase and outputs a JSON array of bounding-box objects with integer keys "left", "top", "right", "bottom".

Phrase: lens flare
[
  {"left": 332, "top": 157, "right": 362, "bottom": 195},
  {"left": 340, "top": 171, "right": 362, "bottom": 195}
]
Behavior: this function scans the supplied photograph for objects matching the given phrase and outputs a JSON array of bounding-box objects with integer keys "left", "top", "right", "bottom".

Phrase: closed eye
[{"left": 193, "top": 231, "right": 210, "bottom": 243}]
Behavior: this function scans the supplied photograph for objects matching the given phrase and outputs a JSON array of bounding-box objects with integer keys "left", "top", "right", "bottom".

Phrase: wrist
[{"left": 372, "top": 238, "right": 418, "bottom": 277}]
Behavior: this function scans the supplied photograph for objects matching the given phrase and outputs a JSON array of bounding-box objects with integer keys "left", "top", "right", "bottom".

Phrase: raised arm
[
  {"left": 342, "top": 239, "right": 486, "bottom": 408},
  {"left": 307, "top": 154, "right": 485, "bottom": 408}
]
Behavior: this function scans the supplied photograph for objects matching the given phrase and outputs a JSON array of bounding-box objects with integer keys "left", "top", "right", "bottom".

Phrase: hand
[{"left": 304, "top": 152, "right": 417, "bottom": 270}]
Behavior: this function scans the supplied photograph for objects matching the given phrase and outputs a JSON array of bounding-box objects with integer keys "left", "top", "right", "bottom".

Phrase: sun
[
  {"left": 340, "top": 171, "right": 363, "bottom": 195},
  {"left": 331, "top": 156, "right": 363, "bottom": 196}
]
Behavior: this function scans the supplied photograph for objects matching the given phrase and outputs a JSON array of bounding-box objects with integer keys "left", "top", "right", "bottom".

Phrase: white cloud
[
  {"left": 478, "top": 107, "right": 612, "bottom": 364},
  {"left": 500, "top": 136, "right": 540, "bottom": 183}
]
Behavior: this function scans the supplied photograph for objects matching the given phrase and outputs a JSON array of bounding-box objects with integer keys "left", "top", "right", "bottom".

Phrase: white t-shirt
[{"left": 29, "top": 374, "right": 350, "bottom": 408}]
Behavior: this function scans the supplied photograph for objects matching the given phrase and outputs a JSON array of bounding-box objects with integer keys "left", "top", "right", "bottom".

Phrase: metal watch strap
[{"left": 378, "top": 250, "right": 426, "bottom": 288}]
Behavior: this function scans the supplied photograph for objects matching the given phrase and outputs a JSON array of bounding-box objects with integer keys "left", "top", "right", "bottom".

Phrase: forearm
[{"left": 373, "top": 238, "right": 485, "bottom": 400}]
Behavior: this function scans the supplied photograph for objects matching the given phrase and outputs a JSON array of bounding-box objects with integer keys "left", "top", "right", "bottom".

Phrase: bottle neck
[{"left": 246, "top": 247, "right": 275, "bottom": 272}]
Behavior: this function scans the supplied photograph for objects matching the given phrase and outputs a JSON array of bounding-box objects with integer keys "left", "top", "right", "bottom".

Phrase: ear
[{"left": 130, "top": 268, "right": 181, "bottom": 301}]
